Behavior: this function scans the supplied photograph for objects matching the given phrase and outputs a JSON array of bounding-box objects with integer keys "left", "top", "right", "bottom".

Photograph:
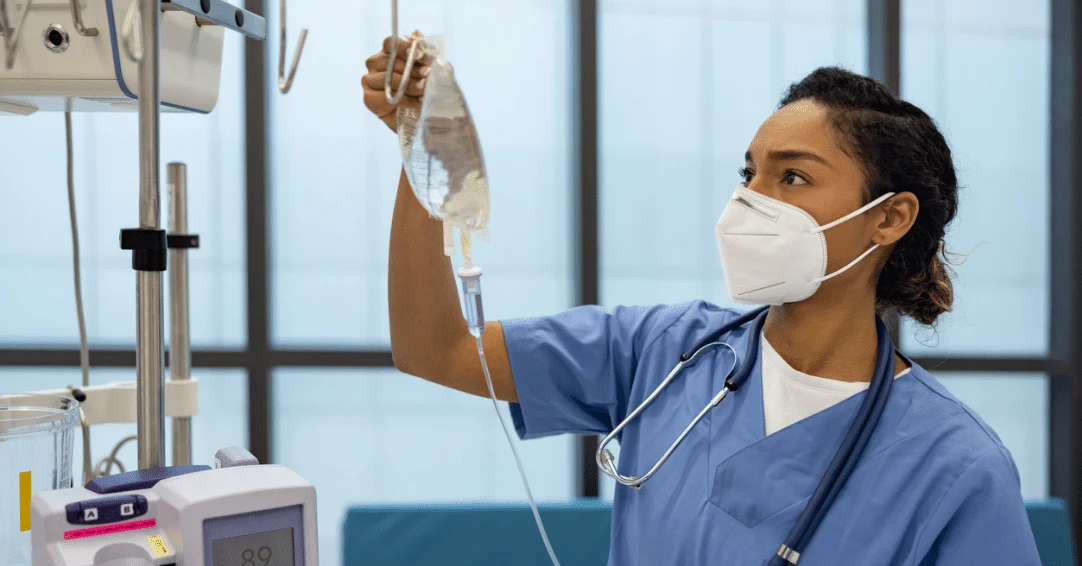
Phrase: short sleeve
[
  {"left": 917, "top": 448, "right": 1041, "bottom": 565},
  {"left": 501, "top": 304, "right": 689, "bottom": 440}
]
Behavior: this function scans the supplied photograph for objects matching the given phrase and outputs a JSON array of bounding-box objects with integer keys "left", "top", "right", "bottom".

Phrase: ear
[{"left": 871, "top": 191, "right": 919, "bottom": 246}]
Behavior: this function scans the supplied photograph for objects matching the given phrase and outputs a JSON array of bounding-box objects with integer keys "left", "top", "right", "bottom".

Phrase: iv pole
[
  {"left": 168, "top": 162, "right": 194, "bottom": 467},
  {"left": 135, "top": 0, "right": 166, "bottom": 471},
  {"left": 120, "top": 0, "right": 297, "bottom": 471},
  {"left": 16, "top": 0, "right": 287, "bottom": 476},
  {"left": 128, "top": 0, "right": 299, "bottom": 471}
]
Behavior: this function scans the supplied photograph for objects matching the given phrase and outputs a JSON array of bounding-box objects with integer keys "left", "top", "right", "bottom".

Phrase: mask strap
[
  {"left": 811, "top": 243, "right": 881, "bottom": 284},
  {"left": 814, "top": 192, "right": 896, "bottom": 233}
]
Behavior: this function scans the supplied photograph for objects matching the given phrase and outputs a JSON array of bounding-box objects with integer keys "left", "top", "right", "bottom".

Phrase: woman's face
[{"left": 741, "top": 99, "right": 885, "bottom": 284}]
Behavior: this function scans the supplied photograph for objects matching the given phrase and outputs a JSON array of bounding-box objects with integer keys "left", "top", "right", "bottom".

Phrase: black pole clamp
[
  {"left": 167, "top": 234, "right": 201, "bottom": 249},
  {"left": 120, "top": 228, "right": 167, "bottom": 272}
]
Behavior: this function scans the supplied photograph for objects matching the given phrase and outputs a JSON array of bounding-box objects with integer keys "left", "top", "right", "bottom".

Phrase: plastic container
[
  {"left": 397, "top": 35, "right": 491, "bottom": 257},
  {"left": 0, "top": 394, "right": 79, "bottom": 566}
]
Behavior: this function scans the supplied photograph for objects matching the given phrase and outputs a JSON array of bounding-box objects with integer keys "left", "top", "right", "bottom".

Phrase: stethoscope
[{"left": 596, "top": 306, "right": 898, "bottom": 565}]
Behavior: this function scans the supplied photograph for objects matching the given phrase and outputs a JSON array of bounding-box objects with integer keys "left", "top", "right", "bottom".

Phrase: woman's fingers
[
  {"left": 363, "top": 89, "right": 420, "bottom": 114},
  {"left": 381, "top": 35, "right": 434, "bottom": 64},
  {"left": 362, "top": 71, "right": 427, "bottom": 98},
  {"left": 364, "top": 52, "right": 430, "bottom": 79}
]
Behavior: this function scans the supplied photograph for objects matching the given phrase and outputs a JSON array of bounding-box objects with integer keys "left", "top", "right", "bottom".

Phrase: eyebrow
[{"left": 745, "top": 149, "right": 830, "bottom": 166}]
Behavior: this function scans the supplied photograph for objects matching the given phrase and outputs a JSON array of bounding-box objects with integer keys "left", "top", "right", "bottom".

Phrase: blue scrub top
[{"left": 503, "top": 301, "right": 1041, "bottom": 566}]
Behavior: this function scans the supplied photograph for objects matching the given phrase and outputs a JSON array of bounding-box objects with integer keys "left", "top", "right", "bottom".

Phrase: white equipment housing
[
  {"left": 32, "top": 458, "right": 319, "bottom": 566},
  {"left": 0, "top": 0, "right": 264, "bottom": 115},
  {"left": 34, "top": 380, "right": 200, "bottom": 425}
]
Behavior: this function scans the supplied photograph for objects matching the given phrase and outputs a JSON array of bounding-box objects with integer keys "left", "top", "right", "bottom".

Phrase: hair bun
[{"left": 896, "top": 244, "right": 955, "bottom": 326}]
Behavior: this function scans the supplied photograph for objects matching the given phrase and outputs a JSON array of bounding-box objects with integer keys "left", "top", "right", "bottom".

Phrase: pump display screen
[
  {"left": 203, "top": 505, "right": 305, "bottom": 566},
  {"left": 211, "top": 528, "right": 295, "bottom": 566}
]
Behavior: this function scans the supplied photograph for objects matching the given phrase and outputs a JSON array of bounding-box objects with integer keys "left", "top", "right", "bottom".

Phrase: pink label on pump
[{"left": 64, "top": 519, "right": 157, "bottom": 540}]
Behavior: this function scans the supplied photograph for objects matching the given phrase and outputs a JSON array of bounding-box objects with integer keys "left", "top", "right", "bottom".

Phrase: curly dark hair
[{"left": 779, "top": 66, "right": 958, "bottom": 325}]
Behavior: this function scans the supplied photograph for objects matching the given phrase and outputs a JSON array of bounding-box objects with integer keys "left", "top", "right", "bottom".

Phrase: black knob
[
  {"left": 200, "top": 0, "right": 211, "bottom": 13},
  {"left": 70, "top": 388, "right": 87, "bottom": 403},
  {"left": 234, "top": 8, "right": 244, "bottom": 27}
]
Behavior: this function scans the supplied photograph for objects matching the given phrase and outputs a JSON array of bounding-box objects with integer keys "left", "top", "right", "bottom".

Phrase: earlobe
[{"left": 873, "top": 192, "right": 919, "bottom": 246}]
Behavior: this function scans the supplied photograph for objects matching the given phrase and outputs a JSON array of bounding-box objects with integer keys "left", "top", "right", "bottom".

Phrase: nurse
[{"left": 362, "top": 39, "right": 1041, "bottom": 565}]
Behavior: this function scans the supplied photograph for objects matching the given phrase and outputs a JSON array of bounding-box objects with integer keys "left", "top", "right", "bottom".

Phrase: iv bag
[{"left": 398, "top": 36, "right": 491, "bottom": 243}]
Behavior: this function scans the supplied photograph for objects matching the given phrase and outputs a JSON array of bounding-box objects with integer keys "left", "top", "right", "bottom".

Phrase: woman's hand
[{"left": 363, "top": 35, "right": 432, "bottom": 133}]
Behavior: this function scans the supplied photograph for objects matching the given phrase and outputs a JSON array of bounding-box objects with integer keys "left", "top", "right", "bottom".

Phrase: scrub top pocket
[{"left": 707, "top": 383, "right": 866, "bottom": 529}]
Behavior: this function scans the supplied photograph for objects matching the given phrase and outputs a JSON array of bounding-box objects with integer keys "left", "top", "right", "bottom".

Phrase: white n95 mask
[{"left": 715, "top": 186, "right": 896, "bottom": 305}]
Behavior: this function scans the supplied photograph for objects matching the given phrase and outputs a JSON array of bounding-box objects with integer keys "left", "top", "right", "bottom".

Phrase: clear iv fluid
[{"left": 397, "top": 36, "right": 490, "bottom": 240}]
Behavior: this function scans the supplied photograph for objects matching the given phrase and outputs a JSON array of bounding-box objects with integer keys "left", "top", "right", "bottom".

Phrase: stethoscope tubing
[{"left": 595, "top": 305, "right": 898, "bottom": 565}]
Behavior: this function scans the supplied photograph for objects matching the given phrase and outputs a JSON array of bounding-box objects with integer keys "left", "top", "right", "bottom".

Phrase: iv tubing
[
  {"left": 66, "top": 110, "right": 93, "bottom": 486},
  {"left": 473, "top": 336, "right": 561, "bottom": 566},
  {"left": 458, "top": 253, "right": 561, "bottom": 566}
]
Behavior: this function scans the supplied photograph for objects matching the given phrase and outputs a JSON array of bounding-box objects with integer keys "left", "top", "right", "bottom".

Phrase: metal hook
[
  {"left": 69, "top": 0, "right": 97, "bottom": 36},
  {"left": 384, "top": 0, "right": 421, "bottom": 105},
  {"left": 120, "top": 0, "right": 142, "bottom": 62},
  {"left": 1, "top": 0, "right": 34, "bottom": 70},
  {"left": 277, "top": 0, "right": 306, "bottom": 93}
]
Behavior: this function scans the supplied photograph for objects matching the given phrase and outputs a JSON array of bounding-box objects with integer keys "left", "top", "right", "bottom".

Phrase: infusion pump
[{"left": 32, "top": 448, "right": 319, "bottom": 566}]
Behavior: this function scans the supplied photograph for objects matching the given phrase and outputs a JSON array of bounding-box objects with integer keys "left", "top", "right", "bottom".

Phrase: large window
[
  {"left": 266, "top": 0, "right": 575, "bottom": 562},
  {"left": 269, "top": 0, "right": 574, "bottom": 347},
  {"left": 897, "top": 0, "right": 1053, "bottom": 497},
  {"left": 0, "top": 33, "right": 246, "bottom": 349},
  {"left": 599, "top": 0, "right": 866, "bottom": 308},
  {"left": 900, "top": 0, "right": 1051, "bottom": 356}
]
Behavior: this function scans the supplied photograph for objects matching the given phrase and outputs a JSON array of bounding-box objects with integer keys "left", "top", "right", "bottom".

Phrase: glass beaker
[{"left": 0, "top": 394, "right": 79, "bottom": 566}]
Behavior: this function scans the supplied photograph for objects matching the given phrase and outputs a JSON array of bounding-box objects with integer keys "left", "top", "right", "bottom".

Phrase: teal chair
[
  {"left": 342, "top": 501, "right": 612, "bottom": 566},
  {"left": 342, "top": 499, "right": 1075, "bottom": 565},
  {"left": 1027, "top": 499, "right": 1077, "bottom": 566}
]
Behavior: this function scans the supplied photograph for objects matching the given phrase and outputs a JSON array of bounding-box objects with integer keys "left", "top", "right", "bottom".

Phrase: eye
[
  {"left": 782, "top": 171, "right": 808, "bottom": 185},
  {"left": 738, "top": 167, "right": 754, "bottom": 185}
]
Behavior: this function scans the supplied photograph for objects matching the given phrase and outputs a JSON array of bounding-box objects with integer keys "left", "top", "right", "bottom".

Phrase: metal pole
[
  {"left": 168, "top": 163, "right": 192, "bottom": 467},
  {"left": 573, "top": 0, "right": 600, "bottom": 499},
  {"left": 866, "top": 0, "right": 902, "bottom": 346},
  {"left": 867, "top": 0, "right": 901, "bottom": 96},
  {"left": 1049, "top": 0, "right": 1082, "bottom": 553},
  {"left": 245, "top": 0, "right": 273, "bottom": 465},
  {"left": 136, "top": 0, "right": 166, "bottom": 471}
]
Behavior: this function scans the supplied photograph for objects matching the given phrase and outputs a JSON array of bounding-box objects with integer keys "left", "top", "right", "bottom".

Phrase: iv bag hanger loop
[
  {"left": 0, "top": 0, "right": 33, "bottom": 69},
  {"left": 278, "top": 0, "right": 307, "bottom": 93},
  {"left": 385, "top": 0, "right": 422, "bottom": 105}
]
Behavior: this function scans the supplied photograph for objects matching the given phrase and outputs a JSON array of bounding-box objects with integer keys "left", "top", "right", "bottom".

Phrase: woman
[{"left": 362, "top": 38, "right": 1040, "bottom": 565}]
